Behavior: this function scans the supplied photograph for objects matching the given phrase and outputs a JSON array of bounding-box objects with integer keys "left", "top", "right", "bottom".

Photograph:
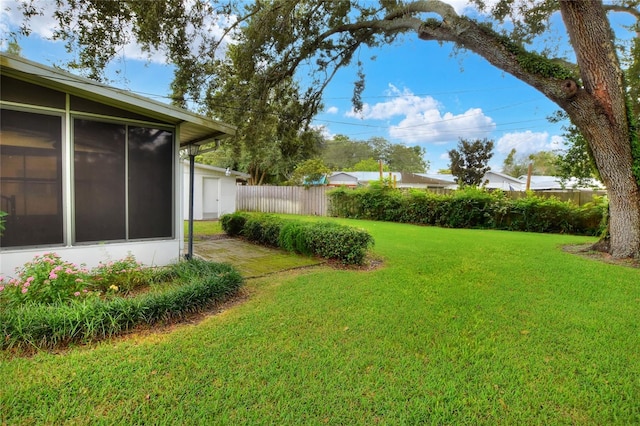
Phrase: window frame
[
  {"left": 70, "top": 114, "right": 176, "bottom": 245},
  {"left": 1, "top": 93, "right": 176, "bottom": 250}
]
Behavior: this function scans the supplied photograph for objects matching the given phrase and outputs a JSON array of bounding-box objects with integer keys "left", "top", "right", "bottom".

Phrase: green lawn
[
  {"left": 2, "top": 219, "right": 639, "bottom": 424},
  {"left": 184, "top": 220, "right": 224, "bottom": 239}
]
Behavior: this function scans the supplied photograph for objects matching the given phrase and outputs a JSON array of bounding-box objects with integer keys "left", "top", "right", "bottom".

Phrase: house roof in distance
[{"left": 0, "top": 53, "right": 235, "bottom": 147}]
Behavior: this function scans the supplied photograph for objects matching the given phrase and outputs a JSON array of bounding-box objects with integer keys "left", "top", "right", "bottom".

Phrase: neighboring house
[
  {"left": 410, "top": 173, "right": 458, "bottom": 189},
  {"left": 483, "top": 171, "right": 525, "bottom": 191},
  {"left": 328, "top": 171, "right": 402, "bottom": 187},
  {"left": 182, "top": 161, "right": 249, "bottom": 220},
  {"left": 0, "top": 53, "right": 235, "bottom": 278},
  {"left": 520, "top": 175, "right": 606, "bottom": 191},
  {"left": 414, "top": 171, "right": 524, "bottom": 190},
  {"left": 327, "top": 172, "right": 359, "bottom": 187}
]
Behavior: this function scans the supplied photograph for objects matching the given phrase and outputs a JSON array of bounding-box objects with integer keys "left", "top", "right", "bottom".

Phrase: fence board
[
  {"left": 236, "top": 186, "right": 606, "bottom": 217},
  {"left": 237, "top": 186, "right": 329, "bottom": 216}
]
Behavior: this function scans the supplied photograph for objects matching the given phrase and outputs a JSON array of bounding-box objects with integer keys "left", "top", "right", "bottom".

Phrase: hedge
[
  {"left": 328, "top": 186, "right": 607, "bottom": 236},
  {"left": 221, "top": 212, "right": 374, "bottom": 265}
]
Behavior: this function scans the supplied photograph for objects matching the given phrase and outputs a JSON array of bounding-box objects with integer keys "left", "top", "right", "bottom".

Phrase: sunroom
[{"left": 0, "top": 53, "right": 235, "bottom": 278}]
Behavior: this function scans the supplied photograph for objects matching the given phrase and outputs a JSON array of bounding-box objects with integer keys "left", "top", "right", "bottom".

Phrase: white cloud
[
  {"left": 439, "top": 152, "right": 450, "bottom": 160},
  {"left": 496, "top": 131, "right": 564, "bottom": 155},
  {"left": 0, "top": 0, "right": 58, "bottom": 48},
  {"left": 347, "top": 85, "right": 440, "bottom": 120},
  {"left": 311, "top": 124, "right": 334, "bottom": 140},
  {"left": 325, "top": 106, "right": 339, "bottom": 114},
  {"left": 390, "top": 107, "right": 495, "bottom": 143},
  {"left": 346, "top": 84, "right": 495, "bottom": 144}
]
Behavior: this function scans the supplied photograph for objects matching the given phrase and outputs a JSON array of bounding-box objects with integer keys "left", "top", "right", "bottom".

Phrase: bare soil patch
[{"left": 563, "top": 243, "right": 639, "bottom": 269}]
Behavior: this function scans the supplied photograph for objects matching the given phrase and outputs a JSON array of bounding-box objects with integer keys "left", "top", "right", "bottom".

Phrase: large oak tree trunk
[{"left": 560, "top": 0, "right": 640, "bottom": 258}]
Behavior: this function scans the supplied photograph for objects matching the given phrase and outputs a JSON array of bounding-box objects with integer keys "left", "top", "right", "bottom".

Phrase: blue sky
[{"left": 1, "top": 1, "right": 635, "bottom": 172}]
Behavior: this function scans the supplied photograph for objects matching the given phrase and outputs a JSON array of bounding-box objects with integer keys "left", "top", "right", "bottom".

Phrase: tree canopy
[
  {"left": 449, "top": 138, "right": 495, "bottom": 186},
  {"left": 321, "top": 135, "right": 428, "bottom": 172},
  {"left": 12, "top": 0, "right": 640, "bottom": 257},
  {"left": 502, "top": 149, "right": 559, "bottom": 178}
]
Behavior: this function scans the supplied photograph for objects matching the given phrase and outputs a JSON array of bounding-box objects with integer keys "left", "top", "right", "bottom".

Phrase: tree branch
[
  {"left": 604, "top": 4, "right": 640, "bottom": 21},
  {"left": 414, "top": 13, "right": 583, "bottom": 109}
]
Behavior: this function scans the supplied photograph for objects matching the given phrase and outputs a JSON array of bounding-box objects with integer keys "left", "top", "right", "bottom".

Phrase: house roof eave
[{"left": 0, "top": 53, "right": 236, "bottom": 145}]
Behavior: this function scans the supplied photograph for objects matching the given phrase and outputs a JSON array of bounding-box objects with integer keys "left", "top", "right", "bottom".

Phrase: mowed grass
[
  {"left": 184, "top": 220, "right": 224, "bottom": 239},
  {"left": 2, "top": 219, "right": 639, "bottom": 424}
]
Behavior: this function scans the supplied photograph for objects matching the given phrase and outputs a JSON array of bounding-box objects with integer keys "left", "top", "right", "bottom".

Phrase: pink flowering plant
[
  {"left": 0, "top": 253, "right": 156, "bottom": 308},
  {"left": 0, "top": 253, "right": 91, "bottom": 307}
]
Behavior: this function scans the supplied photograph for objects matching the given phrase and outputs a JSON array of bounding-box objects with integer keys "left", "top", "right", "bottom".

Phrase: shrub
[
  {"left": 505, "top": 195, "right": 583, "bottom": 234},
  {"left": 305, "top": 222, "right": 374, "bottom": 265},
  {"left": 279, "top": 221, "right": 313, "bottom": 255},
  {"left": 220, "top": 213, "right": 374, "bottom": 265},
  {"left": 398, "top": 189, "right": 444, "bottom": 225},
  {"left": 243, "top": 214, "right": 282, "bottom": 246},
  {"left": 220, "top": 212, "right": 249, "bottom": 236},
  {"left": 328, "top": 186, "right": 604, "bottom": 236},
  {"left": 438, "top": 186, "right": 507, "bottom": 229}
]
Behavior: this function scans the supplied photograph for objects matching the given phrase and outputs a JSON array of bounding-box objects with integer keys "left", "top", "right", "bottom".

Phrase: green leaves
[
  {"left": 448, "top": 138, "right": 495, "bottom": 187},
  {"left": 328, "top": 186, "right": 605, "bottom": 236},
  {"left": 220, "top": 212, "right": 374, "bottom": 265},
  {"left": 0, "top": 259, "right": 243, "bottom": 350}
]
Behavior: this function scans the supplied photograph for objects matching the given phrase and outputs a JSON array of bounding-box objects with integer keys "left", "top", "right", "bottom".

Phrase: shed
[
  {"left": 0, "top": 53, "right": 235, "bottom": 278},
  {"left": 182, "top": 161, "right": 249, "bottom": 220}
]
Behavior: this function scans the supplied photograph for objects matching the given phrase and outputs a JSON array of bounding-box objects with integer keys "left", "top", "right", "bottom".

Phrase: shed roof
[
  {"left": 183, "top": 160, "right": 250, "bottom": 179},
  {"left": 0, "top": 53, "right": 235, "bottom": 147}
]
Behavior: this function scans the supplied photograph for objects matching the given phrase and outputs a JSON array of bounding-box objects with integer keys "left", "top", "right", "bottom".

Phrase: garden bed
[{"left": 0, "top": 255, "right": 243, "bottom": 351}]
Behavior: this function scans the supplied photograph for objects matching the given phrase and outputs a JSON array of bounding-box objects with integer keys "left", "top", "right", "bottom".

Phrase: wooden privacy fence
[
  {"left": 236, "top": 186, "right": 607, "bottom": 217},
  {"left": 236, "top": 185, "right": 330, "bottom": 216}
]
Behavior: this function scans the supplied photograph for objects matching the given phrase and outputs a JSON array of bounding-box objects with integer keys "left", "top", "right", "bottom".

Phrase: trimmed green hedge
[
  {"left": 329, "top": 186, "right": 607, "bottom": 236},
  {"left": 221, "top": 212, "right": 374, "bottom": 265},
  {"left": 0, "top": 259, "right": 243, "bottom": 350}
]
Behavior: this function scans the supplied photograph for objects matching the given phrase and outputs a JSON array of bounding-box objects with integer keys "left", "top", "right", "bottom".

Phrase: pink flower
[
  {"left": 23, "top": 282, "right": 30, "bottom": 288},
  {"left": 0, "top": 286, "right": 4, "bottom": 291},
  {"left": 21, "top": 288, "right": 28, "bottom": 294},
  {"left": 49, "top": 272, "right": 58, "bottom": 280},
  {"left": 74, "top": 292, "right": 81, "bottom": 297},
  {"left": 26, "top": 276, "right": 35, "bottom": 283},
  {"left": 66, "top": 268, "right": 74, "bottom": 274},
  {"left": 54, "top": 266, "right": 63, "bottom": 272},
  {"left": 75, "top": 278, "right": 84, "bottom": 283}
]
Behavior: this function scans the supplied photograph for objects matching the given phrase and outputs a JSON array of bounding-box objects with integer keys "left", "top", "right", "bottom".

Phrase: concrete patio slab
[{"left": 192, "top": 236, "right": 324, "bottom": 278}]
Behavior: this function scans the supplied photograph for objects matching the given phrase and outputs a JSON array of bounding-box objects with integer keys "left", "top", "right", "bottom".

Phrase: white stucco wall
[{"left": 1, "top": 240, "right": 181, "bottom": 279}]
